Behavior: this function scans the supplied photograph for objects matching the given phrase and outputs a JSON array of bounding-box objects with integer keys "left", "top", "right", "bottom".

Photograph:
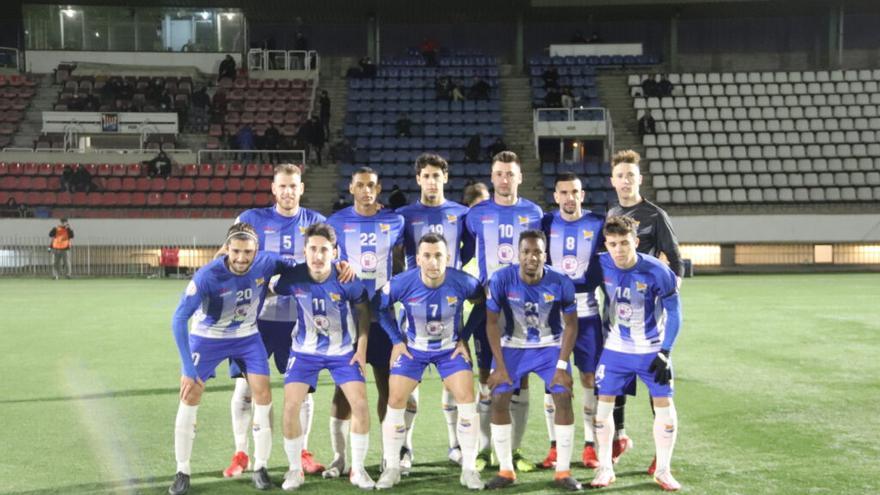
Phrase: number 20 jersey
[
  {"left": 237, "top": 206, "right": 327, "bottom": 322},
  {"left": 327, "top": 206, "right": 405, "bottom": 299},
  {"left": 464, "top": 198, "right": 543, "bottom": 284}
]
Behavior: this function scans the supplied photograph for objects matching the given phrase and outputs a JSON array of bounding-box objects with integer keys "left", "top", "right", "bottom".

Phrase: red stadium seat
[
  {"left": 37, "top": 163, "right": 53, "bottom": 176},
  {"left": 126, "top": 163, "right": 142, "bottom": 176},
  {"left": 244, "top": 163, "right": 260, "bottom": 177},
  {"left": 182, "top": 163, "right": 198, "bottom": 176},
  {"left": 103, "top": 177, "right": 121, "bottom": 191},
  {"left": 206, "top": 192, "right": 223, "bottom": 206},
  {"left": 47, "top": 177, "right": 60, "bottom": 190},
  {"left": 161, "top": 192, "right": 176, "bottom": 207},
  {"left": 22, "top": 162, "right": 38, "bottom": 175},
  {"left": 147, "top": 192, "right": 162, "bottom": 206},
  {"left": 25, "top": 192, "right": 40, "bottom": 205},
  {"left": 130, "top": 192, "right": 146, "bottom": 206},
  {"left": 6, "top": 162, "right": 23, "bottom": 175},
  {"left": 111, "top": 164, "right": 126, "bottom": 176},
  {"left": 96, "top": 164, "right": 112, "bottom": 176},
  {"left": 210, "top": 177, "right": 226, "bottom": 191},
  {"left": 198, "top": 163, "right": 213, "bottom": 176},
  {"left": 179, "top": 177, "right": 195, "bottom": 191},
  {"left": 177, "top": 192, "right": 191, "bottom": 206},
  {"left": 55, "top": 192, "right": 72, "bottom": 206},
  {"left": 121, "top": 177, "right": 136, "bottom": 191},
  {"left": 226, "top": 177, "right": 242, "bottom": 192},
  {"left": 213, "top": 163, "right": 229, "bottom": 177},
  {"left": 0, "top": 176, "right": 16, "bottom": 189},
  {"left": 72, "top": 192, "right": 89, "bottom": 206},
  {"left": 242, "top": 178, "right": 257, "bottom": 192},
  {"left": 194, "top": 177, "right": 210, "bottom": 191},
  {"left": 255, "top": 192, "right": 272, "bottom": 205},
  {"left": 256, "top": 178, "right": 272, "bottom": 190},
  {"left": 52, "top": 163, "right": 66, "bottom": 176},
  {"left": 165, "top": 177, "right": 181, "bottom": 191},
  {"left": 229, "top": 163, "right": 245, "bottom": 177},
  {"left": 116, "top": 192, "right": 131, "bottom": 205},
  {"left": 0, "top": 162, "right": 8, "bottom": 175},
  {"left": 237, "top": 193, "right": 255, "bottom": 208},
  {"left": 191, "top": 192, "right": 207, "bottom": 206},
  {"left": 260, "top": 163, "right": 275, "bottom": 177},
  {"left": 31, "top": 176, "right": 48, "bottom": 190},
  {"left": 38, "top": 192, "right": 56, "bottom": 206},
  {"left": 16, "top": 176, "right": 32, "bottom": 189},
  {"left": 150, "top": 178, "right": 166, "bottom": 192},
  {"left": 82, "top": 164, "right": 98, "bottom": 175}
]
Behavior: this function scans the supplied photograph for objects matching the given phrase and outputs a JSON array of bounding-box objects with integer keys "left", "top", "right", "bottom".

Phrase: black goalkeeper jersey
[{"left": 606, "top": 200, "right": 684, "bottom": 277}]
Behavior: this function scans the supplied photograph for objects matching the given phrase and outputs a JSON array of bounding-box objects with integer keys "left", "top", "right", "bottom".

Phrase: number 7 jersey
[{"left": 327, "top": 206, "right": 405, "bottom": 299}]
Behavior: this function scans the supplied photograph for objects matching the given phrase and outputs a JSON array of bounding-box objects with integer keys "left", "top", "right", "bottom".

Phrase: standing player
[
  {"left": 590, "top": 216, "right": 682, "bottom": 491},
  {"left": 374, "top": 233, "right": 485, "bottom": 490},
  {"left": 395, "top": 153, "right": 471, "bottom": 466},
  {"left": 607, "top": 150, "right": 684, "bottom": 471},
  {"left": 224, "top": 163, "right": 328, "bottom": 478},
  {"left": 326, "top": 166, "right": 406, "bottom": 477},
  {"left": 484, "top": 230, "right": 582, "bottom": 490},
  {"left": 464, "top": 151, "right": 543, "bottom": 471},
  {"left": 539, "top": 172, "right": 605, "bottom": 469},
  {"left": 272, "top": 223, "right": 376, "bottom": 490},
  {"left": 168, "top": 223, "right": 293, "bottom": 495}
]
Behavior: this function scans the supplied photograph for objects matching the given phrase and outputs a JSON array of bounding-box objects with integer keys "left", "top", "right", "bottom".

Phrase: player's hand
[
  {"left": 335, "top": 260, "right": 356, "bottom": 283},
  {"left": 649, "top": 350, "right": 673, "bottom": 385},
  {"left": 487, "top": 367, "right": 512, "bottom": 391},
  {"left": 450, "top": 340, "right": 471, "bottom": 364},
  {"left": 551, "top": 369, "right": 573, "bottom": 392},
  {"left": 389, "top": 342, "right": 413, "bottom": 369},
  {"left": 350, "top": 350, "right": 368, "bottom": 377},
  {"left": 179, "top": 375, "right": 204, "bottom": 401}
]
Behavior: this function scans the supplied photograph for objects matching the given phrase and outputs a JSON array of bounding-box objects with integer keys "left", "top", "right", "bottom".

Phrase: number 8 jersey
[
  {"left": 327, "top": 206, "right": 405, "bottom": 299},
  {"left": 464, "top": 198, "right": 543, "bottom": 284}
]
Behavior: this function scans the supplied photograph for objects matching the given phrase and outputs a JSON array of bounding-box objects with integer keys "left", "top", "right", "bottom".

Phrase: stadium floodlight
[
  {"left": 199, "top": 11, "right": 210, "bottom": 20},
  {"left": 224, "top": 13, "right": 236, "bottom": 20},
  {"left": 62, "top": 8, "right": 77, "bottom": 18}
]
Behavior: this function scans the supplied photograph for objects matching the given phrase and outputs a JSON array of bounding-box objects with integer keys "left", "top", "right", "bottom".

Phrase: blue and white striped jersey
[
  {"left": 274, "top": 264, "right": 368, "bottom": 356},
  {"left": 174, "top": 252, "right": 294, "bottom": 340},
  {"left": 486, "top": 264, "right": 576, "bottom": 348},
  {"left": 396, "top": 200, "right": 471, "bottom": 270},
  {"left": 464, "top": 198, "right": 543, "bottom": 284},
  {"left": 599, "top": 252, "right": 679, "bottom": 354},
  {"left": 327, "top": 206, "right": 405, "bottom": 299},
  {"left": 237, "top": 206, "right": 326, "bottom": 322},
  {"left": 542, "top": 210, "right": 605, "bottom": 317},
  {"left": 376, "top": 268, "right": 482, "bottom": 352}
]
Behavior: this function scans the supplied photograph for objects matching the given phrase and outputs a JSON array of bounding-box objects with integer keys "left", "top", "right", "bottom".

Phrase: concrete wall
[
  {"left": 25, "top": 50, "right": 240, "bottom": 75},
  {"left": 5, "top": 214, "right": 880, "bottom": 245}
]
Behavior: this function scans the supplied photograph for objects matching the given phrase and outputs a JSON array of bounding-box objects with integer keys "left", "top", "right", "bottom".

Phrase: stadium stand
[
  {"left": 630, "top": 69, "right": 880, "bottom": 204},
  {"left": 0, "top": 73, "right": 38, "bottom": 149},
  {"left": 341, "top": 51, "right": 503, "bottom": 204}
]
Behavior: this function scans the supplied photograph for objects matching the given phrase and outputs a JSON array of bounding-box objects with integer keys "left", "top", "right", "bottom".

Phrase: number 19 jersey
[
  {"left": 327, "top": 206, "right": 405, "bottom": 299},
  {"left": 464, "top": 198, "right": 543, "bottom": 284}
]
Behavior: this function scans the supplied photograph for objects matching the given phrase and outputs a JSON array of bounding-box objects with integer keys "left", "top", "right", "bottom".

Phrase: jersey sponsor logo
[
  {"left": 446, "top": 214, "right": 458, "bottom": 223},
  {"left": 263, "top": 228, "right": 277, "bottom": 234},
  {"left": 185, "top": 280, "right": 197, "bottom": 296},
  {"left": 361, "top": 252, "right": 378, "bottom": 271},
  {"left": 507, "top": 291, "right": 521, "bottom": 302},
  {"left": 635, "top": 281, "right": 648, "bottom": 292},
  {"left": 446, "top": 296, "right": 459, "bottom": 306},
  {"left": 407, "top": 297, "right": 422, "bottom": 303},
  {"left": 233, "top": 305, "right": 249, "bottom": 322},
  {"left": 480, "top": 216, "right": 495, "bottom": 224},
  {"left": 411, "top": 220, "right": 425, "bottom": 226},
  {"left": 426, "top": 321, "right": 445, "bottom": 336},
  {"left": 561, "top": 255, "right": 579, "bottom": 275},
  {"left": 543, "top": 293, "right": 556, "bottom": 303},
  {"left": 294, "top": 288, "right": 308, "bottom": 297},
  {"left": 313, "top": 315, "right": 331, "bottom": 335},
  {"left": 617, "top": 303, "right": 633, "bottom": 321},
  {"left": 343, "top": 224, "right": 357, "bottom": 233},
  {"left": 219, "top": 288, "right": 232, "bottom": 296},
  {"left": 583, "top": 230, "right": 594, "bottom": 239},
  {"left": 497, "top": 243, "right": 515, "bottom": 263}
]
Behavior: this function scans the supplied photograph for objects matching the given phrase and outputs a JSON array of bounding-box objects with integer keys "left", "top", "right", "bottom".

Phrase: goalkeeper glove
[{"left": 649, "top": 350, "right": 672, "bottom": 385}]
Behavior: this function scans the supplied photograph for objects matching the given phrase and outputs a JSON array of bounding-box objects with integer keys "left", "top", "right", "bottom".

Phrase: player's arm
[
  {"left": 67, "top": 227, "right": 74, "bottom": 239},
  {"left": 649, "top": 271, "right": 682, "bottom": 385},
  {"left": 350, "top": 298, "right": 371, "bottom": 375},
  {"left": 485, "top": 308, "right": 512, "bottom": 389},
  {"left": 655, "top": 209, "right": 684, "bottom": 285},
  {"left": 460, "top": 221, "right": 476, "bottom": 266},
  {"left": 552, "top": 281, "right": 578, "bottom": 391},
  {"left": 171, "top": 281, "right": 205, "bottom": 397},
  {"left": 375, "top": 282, "right": 412, "bottom": 364},
  {"left": 392, "top": 244, "right": 406, "bottom": 275},
  {"left": 49, "top": 227, "right": 56, "bottom": 238}
]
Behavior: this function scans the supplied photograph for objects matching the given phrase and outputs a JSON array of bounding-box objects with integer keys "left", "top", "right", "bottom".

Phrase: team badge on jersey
[
  {"left": 299, "top": 226, "right": 307, "bottom": 234},
  {"left": 635, "top": 281, "right": 648, "bottom": 292},
  {"left": 255, "top": 277, "right": 265, "bottom": 287},
  {"left": 497, "top": 243, "right": 515, "bottom": 263},
  {"left": 379, "top": 223, "right": 391, "bottom": 233},
  {"left": 561, "top": 255, "right": 579, "bottom": 275},
  {"left": 329, "top": 292, "right": 342, "bottom": 302},
  {"left": 446, "top": 214, "right": 458, "bottom": 223},
  {"left": 543, "top": 293, "right": 556, "bottom": 303},
  {"left": 518, "top": 215, "right": 530, "bottom": 225},
  {"left": 583, "top": 230, "right": 594, "bottom": 239},
  {"left": 361, "top": 252, "right": 378, "bottom": 271},
  {"left": 426, "top": 321, "right": 445, "bottom": 336},
  {"left": 446, "top": 296, "right": 459, "bottom": 306},
  {"left": 617, "top": 303, "right": 633, "bottom": 321}
]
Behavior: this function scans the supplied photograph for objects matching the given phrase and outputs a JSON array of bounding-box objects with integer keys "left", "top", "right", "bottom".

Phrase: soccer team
[{"left": 168, "top": 149, "right": 685, "bottom": 494}]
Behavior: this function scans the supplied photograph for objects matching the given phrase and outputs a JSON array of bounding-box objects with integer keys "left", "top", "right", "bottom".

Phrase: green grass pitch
[{"left": 1, "top": 274, "right": 878, "bottom": 494}]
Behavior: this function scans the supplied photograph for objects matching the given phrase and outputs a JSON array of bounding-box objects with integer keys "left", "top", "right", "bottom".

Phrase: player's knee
[
  {"left": 551, "top": 392, "right": 572, "bottom": 413},
  {"left": 580, "top": 372, "right": 595, "bottom": 388}
]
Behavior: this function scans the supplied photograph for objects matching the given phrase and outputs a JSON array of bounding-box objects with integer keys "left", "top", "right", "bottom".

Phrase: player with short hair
[
  {"left": 374, "top": 233, "right": 485, "bottom": 490},
  {"left": 539, "top": 172, "right": 605, "bottom": 470},
  {"left": 484, "top": 230, "right": 582, "bottom": 491},
  {"left": 272, "top": 223, "right": 375, "bottom": 490},
  {"left": 607, "top": 150, "right": 684, "bottom": 471},
  {"left": 168, "top": 223, "right": 295, "bottom": 495},
  {"left": 589, "top": 216, "right": 682, "bottom": 491},
  {"left": 223, "top": 163, "right": 329, "bottom": 478},
  {"left": 395, "top": 153, "right": 473, "bottom": 468},
  {"left": 325, "top": 166, "right": 406, "bottom": 477},
  {"left": 464, "top": 151, "right": 543, "bottom": 471}
]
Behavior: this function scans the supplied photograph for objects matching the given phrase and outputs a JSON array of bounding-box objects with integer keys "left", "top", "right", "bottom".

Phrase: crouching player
[
  {"left": 272, "top": 223, "right": 376, "bottom": 491},
  {"left": 169, "top": 223, "right": 294, "bottom": 495},
  {"left": 374, "top": 233, "right": 485, "bottom": 490},
  {"left": 590, "top": 216, "right": 682, "bottom": 491},
  {"left": 484, "top": 230, "right": 582, "bottom": 491}
]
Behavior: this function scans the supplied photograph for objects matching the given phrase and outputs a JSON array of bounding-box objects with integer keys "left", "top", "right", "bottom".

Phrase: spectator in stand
[
  {"left": 489, "top": 137, "right": 507, "bottom": 158},
  {"left": 144, "top": 145, "right": 173, "bottom": 178},
  {"left": 236, "top": 124, "right": 255, "bottom": 155},
  {"left": 396, "top": 113, "right": 414, "bottom": 137},
  {"left": 420, "top": 37, "right": 439, "bottom": 66},
  {"left": 638, "top": 111, "right": 656, "bottom": 137},
  {"left": 641, "top": 75, "right": 659, "bottom": 98},
  {"left": 60, "top": 165, "right": 75, "bottom": 192},
  {"left": 159, "top": 90, "right": 174, "bottom": 111},
  {"left": 319, "top": 90, "right": 331, "bottom": 138},
  {"left": 450, "top": 81, "right": 465, "bottom": 102},
  {"left": 658, "top": 74, "right": 673, "bottom": 97},
  {"left": 294, "top": 31, "right": 309, "bottom": 51},
  {"left": 263, "top": 122, "right": 282, "bottom": 162},
  {"left": 570, "top": 30, "right": 588, "bottom": 43},
  {"left": 73, "top": 165, "right": 96, "bottom": 193},
  {"left": 388, "top": 185, "right": 408, "bottom": 209},
  {"left": 304, "top": 116, "right": 325, "bottom": 165},
  {"left": 435, "top": 76, "right": 452, "bottom": 100},
  {"left": 561, "top": 87, "right": 576, "bottom": 108},
  {"left": 545, "top": 86, "right": 563, "bottom": 107},
  {"left": 542, "top": 66, "right": 559, "bottom": 88},
  {"left": 464, "top": 134, "right": 482, "bottom": 162},
  {"left": 358, "top": 57, "right": 377, "bottom": 78},
  {"left": 467, "top": 76, "right": 491, "bottom": 101},
  {"left": 192, "top": 87, "right": 210, "bottom": 110},
  {"left": 219, "top": 54, "right": 237, "bottom": 81}
]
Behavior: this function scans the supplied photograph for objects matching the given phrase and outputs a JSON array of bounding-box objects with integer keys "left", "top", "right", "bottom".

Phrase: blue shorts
[
  {"left": 465, "top": 301, "right": 492, "bottom": 370},
  {"left": 573, "top": 315, "right": 604, "bottom": 374},
  {"left": 366, "top": 321, "right": 393, "bottom": 369},
  {"left": 229, "top": 319, "right": 294, "bottom": 377},
  {"left": 390, "top": 347, "right": 472, "bottom": 382},
  {"left": 491, "top": 346, "right": 571, "bottom": 395},
  {"left": 595, "top": 349, "right": 674, "bottom": 398},
  {"left": 284, "top": 350, "right": 365, "bottom": 388},
  {"left": 191, "top": 333, "right": 270, "bottom": 383}
]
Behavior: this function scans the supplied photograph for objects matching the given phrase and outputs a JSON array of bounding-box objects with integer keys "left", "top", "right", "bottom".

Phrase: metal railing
[
  {"left": 0, "top": 47, "right": 22, "bottom": 71},
  {"left": 0, "top": 236, "right": 217, "bottom": 278},
  {"left": 532, "top": 106, "right": 612, "bottom": 160},
  {"left": 247, "top": 49, "right": 320, "bottom": 72},
  {"left": 197, "top": 149, "right": 306, "bottom": 166}
]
